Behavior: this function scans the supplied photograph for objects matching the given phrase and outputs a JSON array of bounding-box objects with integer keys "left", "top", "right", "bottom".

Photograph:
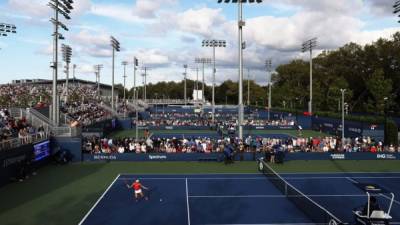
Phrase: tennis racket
[{"left": 124, "top": 180, "right": 131, "bottom": 189}]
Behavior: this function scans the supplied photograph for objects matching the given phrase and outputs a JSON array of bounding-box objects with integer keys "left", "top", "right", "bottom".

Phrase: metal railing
[
  {"left": 0, "top": 132, "right": 49, "bottom": 151},
  {"left": 13, "top": 107, "right": 79, "bottom": 138}
]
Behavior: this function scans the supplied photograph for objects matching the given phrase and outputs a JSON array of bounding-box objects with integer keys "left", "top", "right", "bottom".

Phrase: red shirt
[{"left": 132, "top": 182, "right": 141, "bottom": 190}]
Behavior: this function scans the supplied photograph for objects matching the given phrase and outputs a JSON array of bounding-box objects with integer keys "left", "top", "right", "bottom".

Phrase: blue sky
[{"left": 0, "top": 0, "right": 398, "bottom": 87}]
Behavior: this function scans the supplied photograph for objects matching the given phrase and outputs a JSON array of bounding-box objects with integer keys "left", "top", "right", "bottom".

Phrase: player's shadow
[{"left": 0, "top": 163, "right": 106, "bottom": 217}]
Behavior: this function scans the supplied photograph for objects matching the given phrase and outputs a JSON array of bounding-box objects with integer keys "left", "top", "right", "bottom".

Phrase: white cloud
[
  {"left": 133, "top": 0, "right": 177, "bottom": 19},
  {"left": 70, "top": 29, "right": 112, "bottom": 58},
  {"left": 7, "top": 0, "right": 91, "bottom": 19},
  {"left": 7, "top": 0, "right": 49, "bottom": 18},
  {"left": 126, "top": 49, "right": 170, "bottom": 68}
]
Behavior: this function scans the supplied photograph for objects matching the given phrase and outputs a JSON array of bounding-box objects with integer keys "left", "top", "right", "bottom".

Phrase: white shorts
[{"left": 135, "top": 189, "right": 142, "bottom": 194}]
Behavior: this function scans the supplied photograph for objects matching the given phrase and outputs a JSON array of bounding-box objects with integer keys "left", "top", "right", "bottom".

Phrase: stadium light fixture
[
  {"left": 61, "top": 44, "right": 72, "bottom": 102},
  {"left": 48, "top": 0, "right": 74, "bottom": 125},
  {"left": 265, "top": 59, "right": 272, "bottom": 120},
  {"left": 302, "top": 37, "right": 317, "bottom": 115},
  {"left": 195, "top": 57, "right": 212, "bottom": 104},
  {"left": 202, "top": 39, "right": 226, "bottom": 123},
  {"left": 217, "top": 0, "right": 263, "bottom": 140},
  {"left": 394, "top": 1, "right": 400, "bottom": 23},
  {"left": 0, "top": 23, "right": 17, "bottom": 39},
  {"left": 110, "top": 36, "right": 120, "bottom": 111}
]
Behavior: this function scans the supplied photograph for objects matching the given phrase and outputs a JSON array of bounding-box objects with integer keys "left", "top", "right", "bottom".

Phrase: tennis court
[{"left": 78, "top": 170, "right": 400, "bottom": 225}]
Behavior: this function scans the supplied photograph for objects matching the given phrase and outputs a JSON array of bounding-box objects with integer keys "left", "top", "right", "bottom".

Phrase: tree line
[{"left": 121, "top": 32, "right": 400, "bottom": 116}]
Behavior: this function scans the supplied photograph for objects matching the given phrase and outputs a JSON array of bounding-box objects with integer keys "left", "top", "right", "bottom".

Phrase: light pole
[
  {"left": 183, "top": 64, "right": 188, "bottom": 105},
  {"left": 384, "top": 97, "right": 389, "bottom": 146},
  {"left": 302, "top": 37, "right": 317, "bottom": 115},
  {"left": 247, "top": 68, "right": 251, "bottom": 106},
  {"left": 217, "top": 0, "right": 262, "bottom": 140},
  {"left": 48, "top": 0, "right": 73, "bottom": 125},
  {"left": 122, "top": 61, "right": 128, "bottom": 104},
  {"left": 133, "top": 57, "right": 139, "bottom": 141},
  {"left": 340, "top": 89, "right": 346, "bottom": 150},
  {"left": 94, "top": 64, "right": 103, "bottom": 99},
  {"left": 202, "top": 39, "right": 226, "bottom": 123},
  {"left": 265, "top": 59, "right": 272, "bottom": 121},
  {"left": 195, "top": 57, "right": 212, "bottom": 103},
  {"left": 61, "top": 44, "right": 72, "bottom": 102},
  {"left": 141, "top": 67, "right": 149, "bottom": 102},
  {"left": 133, "top": 57, "right": 139, "bottom": 102},
  {"left": 190, "top": 66, "right": 201, "bottom": 102},
  {"left": 110, "top": 36, "right": 120, "bottom": 111},
  {"left": 72, "top": 64, "right": 76, "bottom": 85}
]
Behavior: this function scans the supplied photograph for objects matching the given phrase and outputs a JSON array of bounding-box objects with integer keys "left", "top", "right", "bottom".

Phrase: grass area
[
  {"left": 110, "top": 129, "right": 328, "bottom": 139},
  {"left": 0, "top": 160, "right": 399, "bottom": 225}
]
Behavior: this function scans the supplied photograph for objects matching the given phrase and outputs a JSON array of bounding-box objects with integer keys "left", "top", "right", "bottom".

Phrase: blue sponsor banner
[
  {"left": 312, "top": 116, "right": 365, "bottom": 137},
  {"left": 83, "top": 152, "right": 399, "bottom": 162},
  {"left": 285, "top": 152, "right": 399, "bottom": 160},
  {"left": 244, "top": 125, "right": 295, "bottom": 130}
]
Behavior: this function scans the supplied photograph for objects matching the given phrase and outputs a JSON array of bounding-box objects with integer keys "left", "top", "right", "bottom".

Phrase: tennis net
[{"left": 258, "top": 159, "right": 346, "bottom": 225}]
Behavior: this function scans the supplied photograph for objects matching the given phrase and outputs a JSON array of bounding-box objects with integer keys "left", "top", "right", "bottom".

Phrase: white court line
[
  {"left": 204, "top": 223, "right": 333, "bottom": 225},
  {"left": 188, "top": 194, "right": 368, "bottom": 198},
  {"left": 186, "top": 178, "right": 191, "bottom": 225},
  {"left": 78, "top": 174, "right": 120, "bottom": 225},
  {"left": 379, "top": 193, "right": 400, "bottom": 206},
  {"left": 118, "top": 176, "right": 400, "bottom": 180},
  {"left": 119, "top": 172, "right": 400, "bottom": 176},
  {"left": 345, "top": 177, "right": 359, "bottom": 184}
]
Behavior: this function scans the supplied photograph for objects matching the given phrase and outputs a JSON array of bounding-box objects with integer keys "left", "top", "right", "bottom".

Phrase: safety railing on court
[
  {"left": 17, "top": 107, "right": 79, "bottom": 138},
  {"left": 0, "top": 132, "right": 49, "bottom": 151}
]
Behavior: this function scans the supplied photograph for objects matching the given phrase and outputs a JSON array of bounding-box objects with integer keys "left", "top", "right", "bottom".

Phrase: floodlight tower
[
  {"left": 72, "top": 64, "right": 76, "bottom": 84},
  {"left": 302, "top": 37, "right": 317, "bottom": 114},
  {"left": 48, "top": 0, "right": 74, "bottom": 125},
  {"left": 247, "top": 68, "right": 251, "bottom": 106},
  {"left": 183, "top": 64, "right": 188, "bottom": 105},
  {"left": 265, "top": 59, "right": 272, "bottom": 120},
  {"left": 340, "top": 89, "right": 346, "bottom": 150},
  {"left": 217, "top": 0, "right": 263, "bottom": 140},
  {"left": 195, "top": 57, "right": 212, "bottom": 103},
  {"left": 133, "top": 57, "right": 139, "bottom": 141},
  {"left": 202, "top": 40, "right": 226, "bottom": 123},
  {"left": 141, "top": 67, "right": 150, "bottom": 102},
  {"left": 110, "top": 36, "right": 120, "bottom": 111},
  {"left": 61, "top": 44, "right": 72, "bottom": 102},
  {"left": 191, "top": 66, "right": 200, "bottom": 101},
  {"left": 122, "top": 61, "right": 128, "bottom": 104},
  {"left": 133, "top": 57, "right": 139, "bottom": 101},
  {"left": 94, "top": 64, "right": 103, "bottom": 99},
  {"left": 394, "top": 1, "right": 400, "bottom": 23}
]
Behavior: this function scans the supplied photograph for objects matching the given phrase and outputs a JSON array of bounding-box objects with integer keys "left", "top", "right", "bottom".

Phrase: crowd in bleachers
[
  {"left": 0, "top": 83, "right": 118, "bottom": 127},
  {"left": 61, "top": 102, "right": 111, "bottom": 127},
  {"left": 83, "top": 135, "right": 399, "bottom": 155},
  {"left": 0, "top": 108, "right": 47, "bottom": 149}
]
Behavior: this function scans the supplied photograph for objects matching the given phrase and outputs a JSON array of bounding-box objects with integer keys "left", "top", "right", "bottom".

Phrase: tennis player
[{"left": 129, "top": 179, "right": 149, "bottom": 201}]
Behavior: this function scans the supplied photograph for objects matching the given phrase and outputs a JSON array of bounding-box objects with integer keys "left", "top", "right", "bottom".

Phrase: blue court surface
[{"left": 79, "top": 172, "right": 400, "bottom": 225}]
